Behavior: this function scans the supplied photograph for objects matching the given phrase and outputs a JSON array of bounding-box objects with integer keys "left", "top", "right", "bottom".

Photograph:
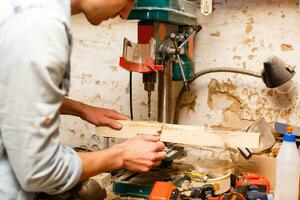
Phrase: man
[{"left": 0, "top": 0, "right": 167, "bottom": 199}]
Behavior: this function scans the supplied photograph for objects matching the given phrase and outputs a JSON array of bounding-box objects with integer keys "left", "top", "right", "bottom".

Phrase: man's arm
[
  {"left": 78, "top": 135, "right": 166, "bottom": 181},
  {"left": 61, "top": 97, "right": 129, "bottom": 129}
]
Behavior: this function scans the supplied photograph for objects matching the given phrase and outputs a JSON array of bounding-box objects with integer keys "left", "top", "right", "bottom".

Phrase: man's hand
[
  {"left": 81, "top": 106, "right": 129, "bottom": 129},
  {"left": 117, "top": 135, "right": 167, "bottom": 172},
  {"left": 60, "top": 97, "right": 129, "bottom": 129},
  {"left": 78, "top": 135, "right": 167, "bottom": 181}
]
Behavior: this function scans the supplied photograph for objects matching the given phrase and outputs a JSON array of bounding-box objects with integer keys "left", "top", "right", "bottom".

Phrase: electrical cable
[
  {"left": 129, "top": 71, "right": 133, "bottom": 120},
  {"left": 173, "top": 67, "right": 262, "bottom": 124}
]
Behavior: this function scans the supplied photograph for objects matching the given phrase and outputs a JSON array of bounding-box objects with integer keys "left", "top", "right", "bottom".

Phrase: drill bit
[{"left": 147, "top": 91, "right": 151, "bottom": 119}]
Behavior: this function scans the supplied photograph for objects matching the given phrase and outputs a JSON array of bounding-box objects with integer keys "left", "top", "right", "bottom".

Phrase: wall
[{"left": 60, "top": 0, "right": 300, "bottom": 148}]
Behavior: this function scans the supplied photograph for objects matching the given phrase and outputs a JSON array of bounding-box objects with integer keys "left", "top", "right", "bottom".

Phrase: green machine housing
[{"left": 128, "top": 0, "right": 198, "bottom": 81}]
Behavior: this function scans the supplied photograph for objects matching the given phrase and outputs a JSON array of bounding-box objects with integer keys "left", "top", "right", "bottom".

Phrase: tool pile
[{"left": 112, "top": 166, "right": 273, "bottom": 200}]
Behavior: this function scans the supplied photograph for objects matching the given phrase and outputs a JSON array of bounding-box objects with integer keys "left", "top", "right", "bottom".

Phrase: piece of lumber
[{"left": 95, "top": 120, "right": 260, "bottom": 148}]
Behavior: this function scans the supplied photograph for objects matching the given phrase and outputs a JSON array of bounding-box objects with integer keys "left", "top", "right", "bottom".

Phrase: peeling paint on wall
[
  {"left": 207, "top": 79, "right": 253, "bottom": 131},
  {"left": 205, "top": 77, "right": 299, "bottom": 131},
  {"left": 180, "top": 93, "right": 198, "bottom": 112}
]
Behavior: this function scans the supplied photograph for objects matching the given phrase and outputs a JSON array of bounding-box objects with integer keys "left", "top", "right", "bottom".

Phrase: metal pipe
[
  {"left": 173, "top": 67, "right": 262, "bottom": 124},
  {"left": 158, "top": 59, "right": 173, "bottom": 123}
]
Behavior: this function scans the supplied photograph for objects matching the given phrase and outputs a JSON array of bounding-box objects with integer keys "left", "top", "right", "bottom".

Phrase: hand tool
[
  {"left": 149, "top": 181, "right": 180, "bottom": 200},
  {"left": 235, "top": 185, "right": 273, "bottom": 200},
  {"left": 190, "top": 184, "right": 215, "bottom": 199},
  {"left": 190, "top": 172, "right": 231, "bottom": 195},
  {"left": 236, "top": 172, "right": 270, "bottom": 193}
]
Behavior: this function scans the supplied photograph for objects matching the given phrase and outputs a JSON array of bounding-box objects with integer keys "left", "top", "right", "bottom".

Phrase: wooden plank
[
  {"left": 95, "top": 120, "right": 260, "bottom": 148},
  {"left": 96, "top": 120, "right": 162, "bottom": 138}
]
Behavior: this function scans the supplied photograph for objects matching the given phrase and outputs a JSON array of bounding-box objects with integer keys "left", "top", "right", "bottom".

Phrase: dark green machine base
[{"left": 113, "top": 181, "right": 153, "bottom": 199}]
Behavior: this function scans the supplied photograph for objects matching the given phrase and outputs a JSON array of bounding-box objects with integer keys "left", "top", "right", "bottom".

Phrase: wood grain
[{"left": 95, "top": 120, "right": 260, "bottom": 148}]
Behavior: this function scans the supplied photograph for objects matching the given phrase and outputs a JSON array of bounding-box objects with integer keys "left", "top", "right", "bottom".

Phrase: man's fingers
[
  {"left": 154, "top": 141, "right": 165, "bottom": 152},
  {"left": 154, "top": 151, "right": 167, "bottom": 161},
  {"left": 153, "top": 161, "right": 162, "bottom": 167},
  {"left": 142, "top": 135, "right": 160, "bottom": 142},
  {"left": 108, "top": 110, "right": 129, "bottom": 120},
  {"left": 102, "top": 118, "right": 122, "bottom": 130}
]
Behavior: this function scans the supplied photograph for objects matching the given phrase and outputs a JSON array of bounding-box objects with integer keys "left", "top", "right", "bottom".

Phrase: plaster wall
[{"left": 60, "top": 0, "right": 300, "bottom": 149}]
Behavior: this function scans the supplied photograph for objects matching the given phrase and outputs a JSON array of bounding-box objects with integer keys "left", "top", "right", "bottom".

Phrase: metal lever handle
[
  {"left": 176, "top": 54, "right": 190, "bottom": 91},
  {"left": 170, "top": 26, "right": 202, "bottom": 91},
  {"left": 178, "top": 25, "right": 202, "bottom": 50},
  {"left": 171, "top": 33, "right": 190, "bottom": 91}
]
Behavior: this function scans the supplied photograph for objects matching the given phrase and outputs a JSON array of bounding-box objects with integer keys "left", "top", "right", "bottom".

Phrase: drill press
[{"left": 120, "top": 0, "right": 201, "bottom": 123}]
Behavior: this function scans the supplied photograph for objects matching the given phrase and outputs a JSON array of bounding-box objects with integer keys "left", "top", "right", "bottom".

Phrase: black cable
[{"left": 129, "top": 71, "right": 133, "bottom": 120}]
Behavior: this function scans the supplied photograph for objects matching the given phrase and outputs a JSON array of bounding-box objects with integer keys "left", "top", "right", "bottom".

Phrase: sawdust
[
  {"left": 281, "top": 43, "right": 293, "bottom": 51},
  {"left": 210, "top": 31, "right": 220, "bottom": 37}
]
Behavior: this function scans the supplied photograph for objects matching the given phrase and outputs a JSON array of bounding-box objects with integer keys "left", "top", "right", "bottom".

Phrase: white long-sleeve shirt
[{"left": 0, "top": 0, "right": 82, "bottom": 199}]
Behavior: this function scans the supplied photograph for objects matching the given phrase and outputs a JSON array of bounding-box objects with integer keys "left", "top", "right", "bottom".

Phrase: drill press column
[{"left": 158, "top": 59, "right": 173, "bottom": 123}]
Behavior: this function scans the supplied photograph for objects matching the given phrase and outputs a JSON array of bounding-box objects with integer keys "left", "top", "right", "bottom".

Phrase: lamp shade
[{"left": 262, "top": 56, "right": 295, "bottom": 88}]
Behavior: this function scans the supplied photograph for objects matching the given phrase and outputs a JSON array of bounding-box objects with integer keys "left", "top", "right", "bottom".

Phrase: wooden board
[{"left": 95, "top": 120, "right": 260, "bottom": 148}]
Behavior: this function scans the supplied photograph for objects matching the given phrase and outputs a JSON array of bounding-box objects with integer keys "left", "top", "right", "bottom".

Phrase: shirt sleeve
[{"left": 0, "top": 10, "right": 82, "bottom": 194}]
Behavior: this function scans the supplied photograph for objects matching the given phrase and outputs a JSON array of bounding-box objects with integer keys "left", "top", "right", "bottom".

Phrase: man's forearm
[
  {"left": 78, "top": 145, "right": 124, "bottom": 181},
  {"left": 60, "top": 97, "right": 128, "bottom": 128},
  {"left": 60, "top": 97, "right": 85, "bottom": 117}
]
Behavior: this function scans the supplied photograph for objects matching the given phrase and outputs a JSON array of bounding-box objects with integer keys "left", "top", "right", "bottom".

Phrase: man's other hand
[
  {"left": 81, "top": 105, "right": 129, "bottom": 129},
  {"left": 116, "top": 135, "right": 167, "bottom": 172}
]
